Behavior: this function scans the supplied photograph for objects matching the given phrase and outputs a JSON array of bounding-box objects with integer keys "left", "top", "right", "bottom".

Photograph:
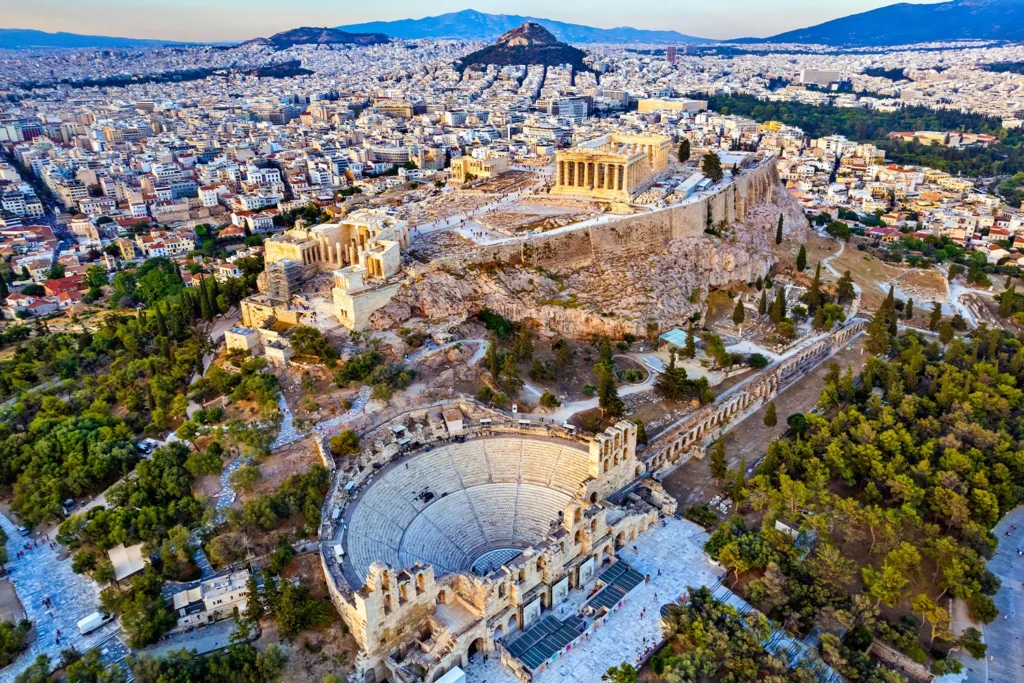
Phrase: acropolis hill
[{"left": 374, "top": 156, "right": 800, "bottom": 338}]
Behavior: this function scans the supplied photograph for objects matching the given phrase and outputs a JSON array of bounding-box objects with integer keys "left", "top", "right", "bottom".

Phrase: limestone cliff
[{"left": 371, "top": 171, "right": 807, "bottom": 338}]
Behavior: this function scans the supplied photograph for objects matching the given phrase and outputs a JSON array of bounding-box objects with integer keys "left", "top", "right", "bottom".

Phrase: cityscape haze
[{"left": 0, "top": 1, "right": 1022, "bottom": 683}]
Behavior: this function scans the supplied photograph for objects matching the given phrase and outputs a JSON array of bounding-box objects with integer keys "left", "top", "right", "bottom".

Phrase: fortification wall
[{"left": 437, "top": 160, "right": 781, "bottom": 272}]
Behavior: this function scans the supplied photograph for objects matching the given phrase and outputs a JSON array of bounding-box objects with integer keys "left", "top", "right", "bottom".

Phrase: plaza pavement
[
  {"left": 465, "top": 517, "right": 723, "bottom": 683},
  {"left": 0, "top": 514, "right": 121, "bottom": 683},
  {"left": 955, "top": 506, "right": 1024, "bottom": 683}
]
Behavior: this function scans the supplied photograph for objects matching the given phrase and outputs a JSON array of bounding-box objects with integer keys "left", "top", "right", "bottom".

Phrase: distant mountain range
[
  {"left": 750, "top": 0, "right": 1024, "bottom": 46},
  {"left": 245, "top": 27, "right": 389, "bottom": 50},
  {"left": 0, "top": 28, "right": 184, "bottom": 49},
  {"left": 337, "top": 9, "right": 710, "bottom": 44},
  {"left": 6, "top": 1, "right": 1024, "bottom": 51}
]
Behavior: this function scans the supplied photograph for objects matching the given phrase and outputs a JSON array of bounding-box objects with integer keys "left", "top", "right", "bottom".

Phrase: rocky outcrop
[{"left": 372, "top": 172, "right": 807, "bottom": 338}]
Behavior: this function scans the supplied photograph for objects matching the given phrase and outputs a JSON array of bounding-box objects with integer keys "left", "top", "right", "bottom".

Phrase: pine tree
[
  {"left": 758, "top": 290, "right": 767, "bottom": 315},
  {"left": 796, "top": 244, "right": 807, "bottom": 271},
  {"left": 708, "top": 438, "right": 728, "bottom": 484},
  {"left": 763, "top": 401, "right": 777, "bottom": 427},
  {"left": 807, "top": 263, "right": 822, "bottom": 313},
  {"left": 702, "top": 152, "right": 724, "bottom": 183},
  {"left": 999, "top": 285, "right": 1015, "bottom": 318},
  {"left": 929, "top": 302, "right": 942, "bottom": 331},
  {"left": 905, "top": 298, "right": 914, "bottom": 321},
  {"left": 775, "top": 214, "right": 783, "bottom": 245},
  {"left": 684, "top": 323, "right": 696, "bottom": 359},
  {"left": 655, "top": 350, "right": 692, "bottom": 401},
  {"left": 836, "top": 270, "right": 855, "bottom": 304},
  {"left": 732, "top": 299, "right": 745, "bottom": 326}
]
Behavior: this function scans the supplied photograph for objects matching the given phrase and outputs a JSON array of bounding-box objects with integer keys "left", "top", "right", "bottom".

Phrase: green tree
[
  {"left": 796, "top": 244, "right": 807, "bottom": 271},
  {"left": 758, "top": 290, "right": 767, "bottom": 315},
  {"left": 763, "top": 401, "right": 777, "bottom": 427},
  {"left": 702, "top": 152, "right": 724, "bottom": 183},
  {"left": 595, "top": 362, "right": 623, "bottom": 418},
  {"left": 929, "top": 302, "right": 943, "bottom": 331},
  {"left": 635, "top": 420, "right": 648, "bottom": 445},
  {"left": 500, "top": 354, "right": 524, "bottom": 396},
  {"left": 836, "top": 270, "right": 856, "bottom": 305},
  {"left": 329, "top": 429, "right": 360, "bottom": 457},
  {"left": 776, "top": 213, "right": 784, "bottom": 245},
  {"left": 865, "top": 306, "right": 891, "bottom": 355},
  {"left": 677, "top": 139, "right": 690, "bottom": 163},
  {"left": 602, "top": 663, "right": 637, "bottom": 683},
  {"left": 807, "top": 263, "right": 822, "bottom": 312},
  {"left": 999, "top": 285, "right": 1015, "bottom": 318},
  {"left": 708, "top": 438, "right": 728, "bottom": 484},
  {"left": 684, "top": 323, "right": 696, "bottom": 359},
  {"left": 732, "top": 299, "right": 745, "bottom": 325},
  {"left": 654, "top": 350, "right": 693, "bottom": 401},
  {"left": 905, "top": 297, "right": 914, "bottom": 320}
]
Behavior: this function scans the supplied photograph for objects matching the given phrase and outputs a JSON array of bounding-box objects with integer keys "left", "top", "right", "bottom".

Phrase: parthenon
[{"left": 552, "top": 133, "right": 672, "bottom": 202}]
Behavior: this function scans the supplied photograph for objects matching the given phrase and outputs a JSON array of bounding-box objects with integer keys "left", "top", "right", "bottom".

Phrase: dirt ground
[
  {"left": 831, "top": 245, "right": 903, "bottom": 312},
  {"left": 256, "top": 553, "right": 360, "bottom": 683}
]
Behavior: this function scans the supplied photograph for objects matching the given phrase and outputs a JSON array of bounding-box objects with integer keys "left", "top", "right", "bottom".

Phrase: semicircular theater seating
[{"left": 343, "top": 437, "right": 592, "bottom": 582}]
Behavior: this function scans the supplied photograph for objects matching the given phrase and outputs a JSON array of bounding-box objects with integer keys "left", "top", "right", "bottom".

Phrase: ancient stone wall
[
  {"left": 436, "top": 160, "right": 781, "bottom": 272},
  {"left": 643, "top": 320, "right": 867, "bottom": 473}
]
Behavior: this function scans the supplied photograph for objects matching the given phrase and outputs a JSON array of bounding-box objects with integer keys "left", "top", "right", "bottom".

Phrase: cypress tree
[
  {"left": 770, "top": 287, "right": 786, "bottom": 324},
  {"left": 796, "top": 244, "right": 807, "bottom": 271},
  {"left": 635, "top": 420, "right": 648, "bottom": 445},
  {"left": 733, "top": 456, "right": 747, "bottom": 500},
  {"left": 905, "top": 298, "right": 914, "bottom": 321},
  {"left": 708, "top": 438, "right": 728, "bottom": 484},
  {"left": 0, "top": 276, "right": 8, "bottom": 300},
  {"left": 775, "top": 214, "right": 783, "bottom": 245},
  {"left": 866, "top": 307, "right": 891, "bottom": 355},
  {"left": 999, "top": 285, "right": 1015, "bottom": 318},
  {"left": 807, "top": 263, "right": 822, "bottom": 313},
  {"left": 763, "top": 401, "right": 777, "bottom": 427},
  {"left": 595, "top": 362, "right": 624, "bottom": 418},
  {"left": 486, "top": 335, "right": 501, "bottom": 381},
  {"left": 732, "top": 299, "right": 745, "bottom": 326},
  {"left": 684, "top": 323, "right": 696, "bottom": 359},
  {"left": 929, "top": 302, "right": 942, "bottom": 331},
  {"left": 758, "top": 290, "right": 768, "bottom": 315}
]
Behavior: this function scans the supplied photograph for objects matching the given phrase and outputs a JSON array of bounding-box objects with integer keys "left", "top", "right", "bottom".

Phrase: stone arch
[
  {"left": 437, "top": 588, "right": 450, "bottom": 605},
  {"left": 615, "top": 530, "right": 627, "bottom": 549},
  {"left": 635, "top": 464, "right": 644, "bottom": 477}
]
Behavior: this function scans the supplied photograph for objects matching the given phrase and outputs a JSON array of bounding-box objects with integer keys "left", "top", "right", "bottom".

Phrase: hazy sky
[{"left": 1, "top": 0, "right": 946, "bottom": 42}]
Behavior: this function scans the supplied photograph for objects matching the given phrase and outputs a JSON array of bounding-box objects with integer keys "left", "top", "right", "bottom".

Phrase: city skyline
[{"left": 2, "top": 0, "right": 947, "bottom": 43}]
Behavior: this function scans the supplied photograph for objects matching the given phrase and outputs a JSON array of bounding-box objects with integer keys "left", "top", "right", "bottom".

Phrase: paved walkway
[
  {"left": 313, "top": 385, "right": 372, "bottom": 438},
  {"left": 0, "top": 514, "right": 117, "bottom": 683}
]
